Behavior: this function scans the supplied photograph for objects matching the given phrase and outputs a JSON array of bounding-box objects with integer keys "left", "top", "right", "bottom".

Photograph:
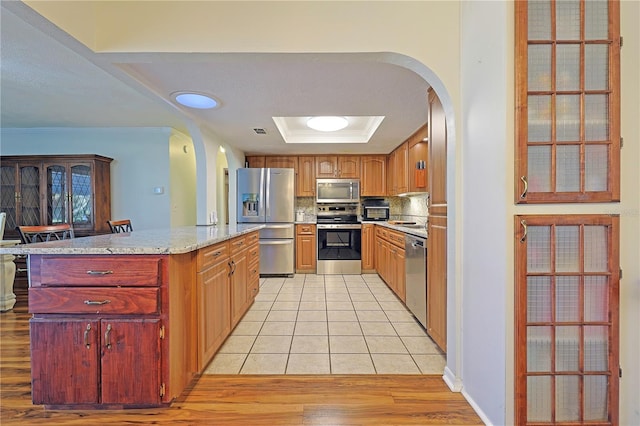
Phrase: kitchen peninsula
[{"left": 1, "top": 224, "right": 262, "bottom": 409}]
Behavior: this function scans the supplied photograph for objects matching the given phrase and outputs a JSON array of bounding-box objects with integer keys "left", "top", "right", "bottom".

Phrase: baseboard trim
[
  {"left": 461, "top": 387, "right": 493, "bottom": 426},
  {"left": 443, "top": 366, "right": 492, "bottom": 425},
  {"left": 443, "top": 366, "right": 462, "bottom": 391}
]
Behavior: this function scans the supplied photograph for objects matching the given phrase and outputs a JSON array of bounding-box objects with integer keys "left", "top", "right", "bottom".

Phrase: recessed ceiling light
[
  {"left": 172, "top": 92, "right": 218, "bottom": 109},
  {"left": 306, "top": 116, "right": 349, "bottom": 132}
]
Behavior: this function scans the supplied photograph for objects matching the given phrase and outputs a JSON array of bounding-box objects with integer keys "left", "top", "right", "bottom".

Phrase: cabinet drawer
[
  {"left": 248, "top": 259, "right": 260, "bottom": 284},
  {"left": 247, "top": 243, "right": 260, "bottom": 264},
  {"left": 296, "top": 224, "right": 316, "bottom": 235},
  {"left": 245, "top": 231, "right": 259, "bottom": 246},
  {"left": 230, "top": 236, "right": 248, "bottom": 255},
  {"left": 248, "top": 280, "right": 259, "bottom": 300},
  {"left": 29, "top": 287, "right": 159, "bottom": 314},
  {"left": 376, "top": 226, "right": 389, "bottom": 240},
  {"left": 197, "top": 242, "right": 229, "bottom": 271},
  {"left": 34, "top": 256, "right": 162, "bottom": 287},
  {"left": 388, "top": 230, "right": 405, "bottom": 248}
]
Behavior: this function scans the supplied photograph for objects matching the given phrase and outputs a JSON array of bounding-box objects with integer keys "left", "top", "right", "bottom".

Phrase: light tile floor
[{"left": 204, "top": 274, "right": 446, "bottom": 375}]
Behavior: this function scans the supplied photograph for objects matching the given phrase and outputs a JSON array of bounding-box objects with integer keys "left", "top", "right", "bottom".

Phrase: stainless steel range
[{"left": 316, "top": 204, "right": 362, "bottom": 275}]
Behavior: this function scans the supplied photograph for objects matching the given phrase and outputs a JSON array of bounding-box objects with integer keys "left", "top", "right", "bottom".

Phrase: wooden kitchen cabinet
[
  {"left": 407, "top": 124, "right": 429, "bottom": 193},
  {"left": 28, "top": 254, "right": 170, "bottom": 408},
  {"left": 0, "top": 154, "right": 112, "bottom": 240},
  {"left": 25, "top": 230, "right": 260, "bottom": 409},
  {"left": 374, "top": 226, "right": 405, "bottom": 301},
  {"left": 246, "top": 233, "right": 260, "bottom": 300},
  {"left": 230, "top": 235, "right": 250, "bottom": 328},
  {"left": 265, "top": 156, "right": 298, "bottom": 173},
  {"left": 361, "top": 223, "right": 375, "bottom": 272},
  {"left": 245, "top": 156, "right": 265, "bottom": 168},
  {"left": 296, "top": 156, "right": 316, "bottom": 197},
  {"left": 387, "top": 143, "right": 408, "bottom": 195},
  {"left": 31, "top": 317, "right": 161, "bottom": 406},
  {"left": 295, "top": 224, "right": 316, "bottom": 273},
  {"left": 315, "top": 156, "right": 360, "bottom": 178},
  {"left": 360, "top": 156, "right": 387, "bottom": 196},
  {"left": 316, "top": 156, "right": 338, "bottom": 178},
  {"left": 196, "top": 241, "right": 231, "bottom": 371},
  {"left": 426, "top": 89, "right": 447, "bottom": 352}
]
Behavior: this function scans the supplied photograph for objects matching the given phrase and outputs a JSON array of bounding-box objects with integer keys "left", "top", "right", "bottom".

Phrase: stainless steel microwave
[{"left": 316, "top": 179, "right": 360, "bottom": 203}]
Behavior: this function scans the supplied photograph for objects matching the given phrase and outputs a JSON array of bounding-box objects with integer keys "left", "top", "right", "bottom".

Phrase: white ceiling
[{"left": 0, "top": 3, "right": 430, "bottom": 156}]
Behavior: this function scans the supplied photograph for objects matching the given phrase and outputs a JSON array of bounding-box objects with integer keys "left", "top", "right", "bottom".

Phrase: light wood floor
[{"left": 1, "top": 290, "right": 483, "bottom": 425}]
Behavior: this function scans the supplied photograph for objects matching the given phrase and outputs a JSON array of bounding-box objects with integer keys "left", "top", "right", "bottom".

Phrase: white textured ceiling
[{"left": 0, "top": 3, "right": 429, "bottom": 155}]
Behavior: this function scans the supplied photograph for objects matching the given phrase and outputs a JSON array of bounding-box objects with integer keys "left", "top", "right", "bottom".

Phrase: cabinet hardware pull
[
  {"left": 519, "top": 220, "right": 528, "bottom": 243},
  {"left": 84, "top": 299, "right": 111, "bottom": 305},
  {"left": 213, "top": 251, "right": 222, "bottom": 257},
  {"left": 84, "top": 324, "right": 92, "bottom": 349},
  {"left": 228, "top": 261, "right": 233, "bottom": 276},
  {"left": 105, "top": 324, "right": 112, "bottom": 349},
  {"left": 520, "top": 176, "right": 528, "bottom": 199},
  {"left": 86, "top": 270, "right": 114, "bottom": 275}
]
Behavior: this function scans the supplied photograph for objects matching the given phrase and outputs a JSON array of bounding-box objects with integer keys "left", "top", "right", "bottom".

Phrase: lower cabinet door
[
  {"left": 30, "top": 318, "right": 100, "bottom": 405},
  {"left": 230, "top": 251, "right": 248, "bottom": 328},
  {"left": 100, "top": 318, "right": 161, "bottom": 405},
  {"left": 198, "top": 261, "right": 231, "bottom": 371}
]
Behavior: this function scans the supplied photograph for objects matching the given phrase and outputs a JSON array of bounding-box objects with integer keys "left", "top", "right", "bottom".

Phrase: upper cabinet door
[
  {"left": 296, "top": 156, "right": 316, "bottom": 197},
  {"left": 515, "top": 0, "right": 620, "bottom": 203},
  {"left": 265, "top": 156, "right": 298, "bottom": 174},
  {"left": 316, "top": 156, "right": 338, "bottom": 178},
  {"left": 361, "top": 156, "right": 387, "bottom": 196},
  {"left": 337, "top": 156, "right": 360, "bottom": 179}
]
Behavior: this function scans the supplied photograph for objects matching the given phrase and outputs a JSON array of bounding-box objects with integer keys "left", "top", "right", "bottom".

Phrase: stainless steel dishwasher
[{"left": 405, "top": 234, "right": 427, "bottom": 328}]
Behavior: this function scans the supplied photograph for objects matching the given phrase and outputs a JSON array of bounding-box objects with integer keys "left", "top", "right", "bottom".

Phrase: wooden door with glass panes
[
  {"left": 0, "top": 161, "right": 43, "bottom": 232},
  {"left": 44, "top": 161, "right": 95, "bottom": 233},
  {"left": 515, "top": 215, "right": 619, "bottom": 425},
  {"left": 515, "top": 0, "right": 620, "bottom": 203}
]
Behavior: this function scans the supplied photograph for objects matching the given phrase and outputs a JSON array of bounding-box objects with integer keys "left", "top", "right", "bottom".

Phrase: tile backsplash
[
  {"left": 296, "top": 194, "right": 429, "bottom": 225},
  {"left": 389, "top": 194, "right": 429, "bottom": 225}
]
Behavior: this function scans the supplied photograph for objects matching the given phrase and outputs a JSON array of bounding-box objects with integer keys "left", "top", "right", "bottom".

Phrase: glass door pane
[
  {"left": 515, "top": 215, "right": 619, "bottom": 424},
  {"left": 0, "top": 165, "right": 17, "bottom": 229},
  {"left": 70, "top": 164, "right": 93, "bottom": 227},
  {"left": 46, "top": 165, "right": 67, "bottom": 225},
  {"left": 19, "top": 165, "right": 41, "bottom": 226},
  {"left": 515, "top": 0, "right": 620, "bottom": 203}
]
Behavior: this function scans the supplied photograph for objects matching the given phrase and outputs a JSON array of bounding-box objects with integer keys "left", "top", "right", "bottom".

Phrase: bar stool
[
  {"left": 17, "top": 224, "right": 75, "bottom": 244},
  {"left": 107, "top": 219, "right": 133, "bottom": 233}
]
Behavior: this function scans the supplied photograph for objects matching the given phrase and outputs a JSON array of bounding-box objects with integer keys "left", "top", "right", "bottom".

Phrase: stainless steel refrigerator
[{"left": 237, "top": 168, "right": 295, "bottom": 276}]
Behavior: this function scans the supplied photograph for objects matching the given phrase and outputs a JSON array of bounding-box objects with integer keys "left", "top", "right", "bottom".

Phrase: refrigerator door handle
[
  {"left": 264, "top": 168, "right": 270, "bottom": 220},
  {"left": 258, "top": 168, "right": 266, "bottom": 220},
  {"left": 259, "top": 239, "right": 292, "bottom": 245}
]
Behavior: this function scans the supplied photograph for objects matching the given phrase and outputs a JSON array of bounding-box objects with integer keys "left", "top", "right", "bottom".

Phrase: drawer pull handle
[
  {"left": 213, "top": 251, "right": 222, "bottom": 257},
  {"left": 84, "top": 323, "right": 92, "bottom": 349},
  {"left": 86, "top": 270, "right": 114, "bottom": 275},
  {"left": 84, "top": 299, "right": 111, "bottom": 306},
  {"left": 105, "top": 324, "right": 112, "bottom": 349}
]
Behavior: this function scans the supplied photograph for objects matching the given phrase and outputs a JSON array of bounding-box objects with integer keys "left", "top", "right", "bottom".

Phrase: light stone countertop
[
  {"left": 362, "top": 221, "right": 428, "bottom": 239},
  {"left": 0, "top": 224, "right": 265, "bottom": 256}
]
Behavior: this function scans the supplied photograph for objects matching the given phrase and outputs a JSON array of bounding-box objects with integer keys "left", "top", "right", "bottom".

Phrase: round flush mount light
[
  {"left": 306, "top": 116, "right": 349, "bottom": 132},
  {"left": 172, "top": 92, "right": 218, "bottom": 109}
]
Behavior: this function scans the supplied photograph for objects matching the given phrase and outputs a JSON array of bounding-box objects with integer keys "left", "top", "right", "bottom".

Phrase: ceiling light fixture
[
  {"left": 306, "top": 116, "right": 349, "bottom": 132},
  {"left": 172, "top": 92, "right": 218, "bottom": 109}
]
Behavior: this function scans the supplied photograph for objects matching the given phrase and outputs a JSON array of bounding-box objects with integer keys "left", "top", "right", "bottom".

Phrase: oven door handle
[{"left": 317, "top": 224, "right": 362, "bottom": 230}]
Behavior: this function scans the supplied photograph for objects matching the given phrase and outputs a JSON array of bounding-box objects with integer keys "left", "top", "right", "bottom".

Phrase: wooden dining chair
[
  {"left": 17, "top": 224, "right": 75, "bottom": 244},
  {"left": 107, "top": 219, "right": 133, "bottom": 233}
]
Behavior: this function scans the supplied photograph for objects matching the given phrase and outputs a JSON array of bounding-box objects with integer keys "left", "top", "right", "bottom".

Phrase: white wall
[
  {"left": 169, "top": 129, "right": 197, "bottom": 227},
  {"left": 0, "top": 127, "right": 174, "bottom": 230},
  {"left": 459, "top": 2, "right": 509, "bottom": 423}
]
